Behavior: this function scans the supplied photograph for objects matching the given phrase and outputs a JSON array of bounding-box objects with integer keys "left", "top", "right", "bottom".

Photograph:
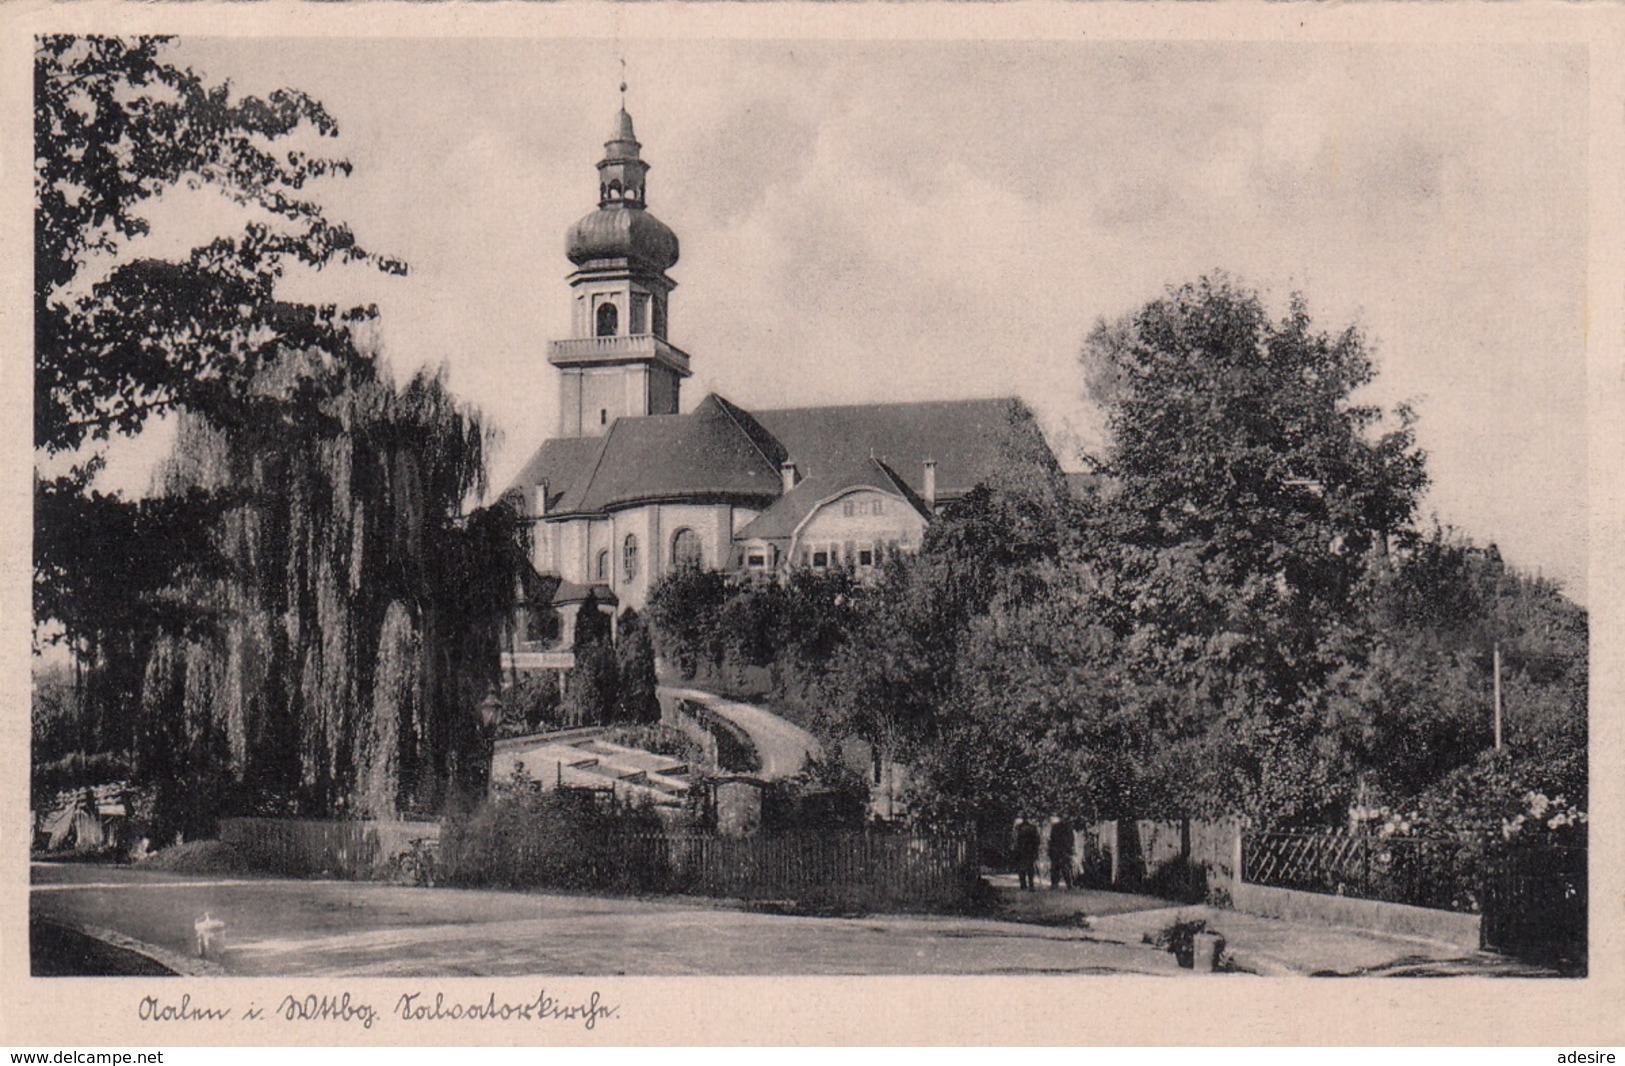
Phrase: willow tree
[
  {"left": 34, "top": 36, "right": 401, "bottom": 782},
  {"left": 139, "top": 353, "right": 527, "bottom": 838}
]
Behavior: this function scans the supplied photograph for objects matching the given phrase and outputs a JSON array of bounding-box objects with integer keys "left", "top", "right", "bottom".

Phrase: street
[{"left": 31, "top": 862, "right": 1186, "bottom": 977}]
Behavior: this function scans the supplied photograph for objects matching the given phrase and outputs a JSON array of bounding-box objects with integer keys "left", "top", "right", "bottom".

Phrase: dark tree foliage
[
  {"left": 615, "top": 609, "right": 662, "bottom": 725},
  {"left": 1321, "top": 527, "right": 1588, "bottom": 812},
  {"left": 35, "top": 35, "right": 402, "bottom": 456},
  {"left": 34, "top": 38, "right": 406, "bottom": 804},
  {"left": 819, "top": 401, "right": 1074, "bottom": 763},
  {"left": 647, "top": 566, "right": 730, "bottom": 680},
  {"left": 563, "top": 641, "right": 620, "bottom": 729},
  {"left": 898, "top": 278, "right": 1581, "bottom": 833},
  {"left": 1069, "top": 277, "right": 1431, "bottom": 822},
  {"left": 571, "top": 593, "right": 613, "bottom": 651},
  {"left": 126, "top": 357, "right": 522, "bottom": 838},
  {"left": 501, "top": 672, "right": 561, "bottom": 736}
]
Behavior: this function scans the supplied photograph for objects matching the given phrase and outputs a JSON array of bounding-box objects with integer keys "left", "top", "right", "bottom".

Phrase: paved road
[
  {"left": 660, "top": 687, "right": 820, "bottom": 778},
  {"left": 31, "top": 863, "right": 1179, "bottom": 977}
]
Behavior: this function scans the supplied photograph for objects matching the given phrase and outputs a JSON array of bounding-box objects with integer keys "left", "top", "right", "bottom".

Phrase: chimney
[
  {"left": 922, "top": 459, "right": 937, "bottom": 511},
  {"left": 780, "top": 461, "right": 798, "bottom": 494},
  {"left": 534, "top": 479, "right": 550, "bottom": 516}
]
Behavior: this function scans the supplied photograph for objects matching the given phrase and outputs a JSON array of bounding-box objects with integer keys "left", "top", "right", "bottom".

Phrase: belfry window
[{"left": 596, "top": 302, "right": 619, "bottom": 337}]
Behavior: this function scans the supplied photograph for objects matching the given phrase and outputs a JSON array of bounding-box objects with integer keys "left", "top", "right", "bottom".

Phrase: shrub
[
  {"left": 765, "top": 752, "right": 871, "bottom": 833},
  {"left": 615, "top": 609, "right": 661, "bottom": 724},
  {"left": 31, "top": 751, "right": 134, "bottom": 802},
  {"left": 440, "top": 775, "right": 669, "bottom": 894},
  {"left": 1145, "top": 915, "right": 1226, "bottom": 969},
  {"left": 600, "top": 723, "right": 708, "bottom": 770},
  {"left": 500, "top": 672, "right": 561, "bottom": 736}
]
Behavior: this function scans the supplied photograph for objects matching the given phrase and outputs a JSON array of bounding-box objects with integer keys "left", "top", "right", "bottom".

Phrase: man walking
[
  {"left": 1047, "top": 815, "right": 1075, "bottom": 890},
  {"left": 1013, "top": 816, "right": 1040, "bottom": 891}
]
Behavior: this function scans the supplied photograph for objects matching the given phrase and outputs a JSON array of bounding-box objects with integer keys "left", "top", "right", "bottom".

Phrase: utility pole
[{"left": 1493, "top": 641, "right": 1503, "bottom": 751}]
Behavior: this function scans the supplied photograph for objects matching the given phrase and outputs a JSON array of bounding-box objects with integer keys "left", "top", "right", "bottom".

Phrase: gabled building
[{"left": 505, "top": 105, "right": 1057, "bottom": 654}]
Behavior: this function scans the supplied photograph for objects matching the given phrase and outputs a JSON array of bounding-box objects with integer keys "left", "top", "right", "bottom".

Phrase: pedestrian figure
[
  {"left": 1013, "top": 816, "right": 1041, "bottom": 891},
  {"left": 1047, "top": 816, "right": 1075, "bottom": 890}
]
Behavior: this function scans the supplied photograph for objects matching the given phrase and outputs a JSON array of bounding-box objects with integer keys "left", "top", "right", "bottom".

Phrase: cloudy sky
[{"left": 107, "top": 36, "right": 1588, "bottom": 600}]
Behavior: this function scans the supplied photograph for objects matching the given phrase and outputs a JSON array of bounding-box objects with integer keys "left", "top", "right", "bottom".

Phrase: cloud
[{"left": 105, "top": 37, "right": 1587, "bottom": 601}]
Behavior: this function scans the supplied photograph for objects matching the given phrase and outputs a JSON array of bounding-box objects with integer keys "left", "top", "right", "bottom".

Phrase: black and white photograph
[{"left": 10, "top": 5, "right": 1621, "bottom": 1046}]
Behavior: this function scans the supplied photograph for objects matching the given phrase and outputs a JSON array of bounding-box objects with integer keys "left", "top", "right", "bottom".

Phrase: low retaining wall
[
  {"left": 660, "top": 692, "right": 759, "bottom": 773},
  {"left": 1230, "top": 881, "right": 1482, "bottom": 950}
]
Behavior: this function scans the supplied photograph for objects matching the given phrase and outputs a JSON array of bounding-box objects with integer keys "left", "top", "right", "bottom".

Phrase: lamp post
[{"left": 478, "top": 688, "right": 504, "bottom": 732}]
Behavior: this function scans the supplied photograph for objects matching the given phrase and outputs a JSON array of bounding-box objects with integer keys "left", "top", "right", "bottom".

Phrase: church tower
[{"left": 549, "top": 105, "right": 691, "bottom": 437}]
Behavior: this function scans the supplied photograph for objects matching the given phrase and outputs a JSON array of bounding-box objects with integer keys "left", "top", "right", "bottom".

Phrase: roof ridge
[
  {"left": 753, "top": 395, "right": 1020, "bottom": 416},
  {"left": 558, "top": 422, "right": 619, "bottom": 513},
  {"left": 703, "top": 393, "right": 785, "bottom": 475},
  {"left": 869, "top": 456, "right": 932, "bottom": 516}
]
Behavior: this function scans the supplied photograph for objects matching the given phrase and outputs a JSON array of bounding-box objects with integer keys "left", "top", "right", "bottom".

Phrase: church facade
[{"left": 505, "top": 106, "right": 1056, "bottom": 654}]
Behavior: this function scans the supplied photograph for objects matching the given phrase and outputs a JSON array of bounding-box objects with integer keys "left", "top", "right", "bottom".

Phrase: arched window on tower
[
  {"left": 671, "top": 527, "right": 702, "bottom": 571},
  {"left": 596, "top": 302, "right": 618, "bottom": 337},
  {"left": 596, "top": 549, "right": 610, "bottom": 582}
]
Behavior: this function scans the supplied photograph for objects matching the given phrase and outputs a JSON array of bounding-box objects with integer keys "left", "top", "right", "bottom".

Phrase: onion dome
[
  {"left": 565, "top": 107, "right": 680, "bottom": 271},
  {"left": 567, "top": 205, "right": 679, "bottom": 271}
]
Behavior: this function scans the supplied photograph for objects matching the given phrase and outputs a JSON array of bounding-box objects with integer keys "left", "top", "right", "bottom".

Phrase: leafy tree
[
  {"left": 818, "top": 402, "right": 1074, "bottom": 766},
  {"left": 647, "top": 565, "right": 729, "bottom": 679},
  {"left": 615, "top": 609, "right": 662, "bottom": 724},
  {"left": 1075, "top": 276, "right": 1430, "bottom": 822},
  {"left": 31, "top": 665, "right": 86, "bottom": 768},
  {"left": 572, "top": 593, "right": 613, "bottom": 650},
  {"left": 34, "top": 36, "right": 403, "bottom": 795},
  {"left": 503, "top": 672, "right": 561, "bottom": 735},
  {"left": 563, "top": 640, "right": 619, "bottom": 728},
  {"left": 1320, "top": 527, "right": 1587, "bottom": 809},
  {"left": 35, "top": 35, "right": 402, "bottom": 457},
  {"left": 125, "top": 356, "right": 518, "bottom": 835}
]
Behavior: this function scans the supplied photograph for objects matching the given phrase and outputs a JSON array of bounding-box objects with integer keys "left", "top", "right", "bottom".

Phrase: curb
[{"left": 36, "top": 916, "right": 228, "bottom": 977}]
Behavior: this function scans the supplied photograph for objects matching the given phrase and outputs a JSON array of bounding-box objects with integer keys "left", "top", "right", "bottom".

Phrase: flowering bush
[{"left": 1499, "top": 790, "right": 1587, "bottom": 841}]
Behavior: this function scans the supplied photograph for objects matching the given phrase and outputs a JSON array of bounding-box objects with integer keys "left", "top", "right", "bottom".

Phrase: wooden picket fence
[
  {"left": 443, "top": 829, "right": 977, "bottom": 911},
  {"left": 219, "top": 818, "right": 440, "bottom": 879}
]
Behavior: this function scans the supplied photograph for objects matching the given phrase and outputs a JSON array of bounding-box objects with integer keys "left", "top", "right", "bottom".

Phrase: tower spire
[{"left": 551, "top": 96, "right": 689, "bottom": 437}]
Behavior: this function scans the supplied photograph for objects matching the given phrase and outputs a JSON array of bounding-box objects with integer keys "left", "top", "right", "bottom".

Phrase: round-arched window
[
  {"left": 596, "top": 549, "right": 610, "bottom": 582},
  {"left": 623, "top": 534, "right": 639, "bottom": 582},
  {"left": 671, "top": 527, "right": 702, "bottom": 570},
  {"left": 596, "top": 302, "right": 619, "bottom": 338}
]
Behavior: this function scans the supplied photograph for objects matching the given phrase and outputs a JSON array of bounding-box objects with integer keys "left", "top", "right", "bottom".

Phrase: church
[{"left": 504, "top": 104, "right": 1059, "bottom": 661}]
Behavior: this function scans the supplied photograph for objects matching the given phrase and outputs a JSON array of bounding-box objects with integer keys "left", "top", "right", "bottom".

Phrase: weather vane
[{"left": 619, "top": 57, "right": 628, "bottom": 105}]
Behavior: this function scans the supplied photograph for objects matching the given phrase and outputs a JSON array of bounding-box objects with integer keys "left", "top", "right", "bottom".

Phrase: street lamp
[{"left": 477, "top": 688, "right": 504, "bottom": 731}]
